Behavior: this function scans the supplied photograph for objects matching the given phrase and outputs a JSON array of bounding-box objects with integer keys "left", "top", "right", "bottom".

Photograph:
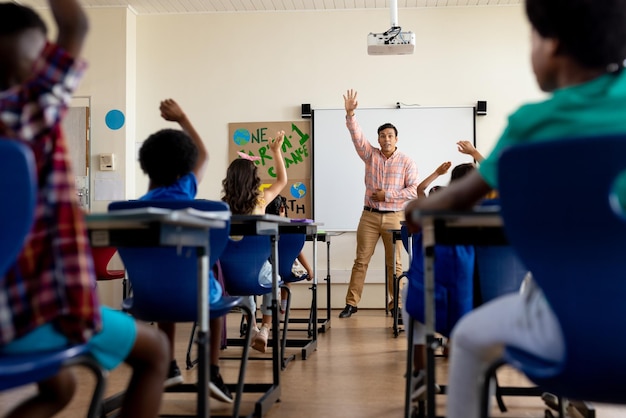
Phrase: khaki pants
[{"left": 345, "top": 210, "right": 404, "bottom": 307}]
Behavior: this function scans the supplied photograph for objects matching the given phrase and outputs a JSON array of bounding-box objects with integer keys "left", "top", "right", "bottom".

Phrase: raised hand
[
  {"left": 159, "top": 98, "right": 185, "bottom": 123},
  {"left": 436, "top": 161, "right": 452, "bottom": 175},
  {"left": 269, "top": 130, "right": 285, "bottom": 153},
  {"left": 343, "top": 89, "right": 358, "bottom": 116}
]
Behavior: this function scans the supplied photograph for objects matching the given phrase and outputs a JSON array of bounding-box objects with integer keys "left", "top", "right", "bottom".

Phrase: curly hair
[
  {"left": 0, "top": 3, "right": 47, "bottom": 36},
  {"left": 138, "top": 129, "right": 198, "bottom": 187},
  {"left": 526, "top": 0, "right": 626, "bottom": 68},
  {"left": 222, "top": 159, "right": 261, "bottom": 215}
]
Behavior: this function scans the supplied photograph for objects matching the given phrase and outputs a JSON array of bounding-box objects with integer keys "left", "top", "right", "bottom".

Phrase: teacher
[{"left": 339, "top": 89, "right": 418, "bottom": 318}]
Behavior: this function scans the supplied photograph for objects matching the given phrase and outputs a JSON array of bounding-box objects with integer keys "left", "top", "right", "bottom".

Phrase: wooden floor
[{"left": 2, "top": 309, "right": 625, "bottom": 417}]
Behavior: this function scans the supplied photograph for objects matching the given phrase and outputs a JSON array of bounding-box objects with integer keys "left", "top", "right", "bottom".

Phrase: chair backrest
[
  {"left": 109, "top": 199, "right": 230, "bottom": 267},
  {"left": 219, "top": 235, "right": 273, "bottom": 296},
  {"left": 277, "top": 233, "right": 306, "bottom": 280},
  {"left": 91, "top": 247, "right": 125, "bottom": 280},
  {"left": 498, "top": 134, "right": 626, "bottom": 402},
  {"left": 0, "top": 139, "right": 37, "bottom": 276},
  {"left": 107, "top": 199, "right": 230, "bottom": 322}
]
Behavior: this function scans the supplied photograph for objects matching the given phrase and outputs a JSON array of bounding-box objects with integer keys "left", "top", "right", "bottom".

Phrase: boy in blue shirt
[
  {"left": 138, "top": 99, "right": 232, "bottom": 403},
  {"left": 404, "top": 1, "right": 626, "bottom": 417}
]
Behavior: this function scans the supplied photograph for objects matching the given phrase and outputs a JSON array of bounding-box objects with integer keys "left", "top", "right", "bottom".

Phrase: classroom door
[{"left": 62, "top": 106, "right": 90, "bottom": 210}]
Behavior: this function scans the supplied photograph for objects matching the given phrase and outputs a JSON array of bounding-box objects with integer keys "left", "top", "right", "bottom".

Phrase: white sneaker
[
  {"left": 251, "top": 325, "right": 269, "bottom": 353},
  {"left": 411, "top": 370, "right": 441, "bottom": 402}
]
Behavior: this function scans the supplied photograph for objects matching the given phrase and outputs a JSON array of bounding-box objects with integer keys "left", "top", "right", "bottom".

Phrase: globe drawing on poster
[
  {"left": 233, "top": 128, "right": 251, "bottom": 146},
  {"left": 228, "top": 121, "right": 312, "bottom": 218},
  {"left": 290, "top": 182, "right": 307, "bottom": 199}
]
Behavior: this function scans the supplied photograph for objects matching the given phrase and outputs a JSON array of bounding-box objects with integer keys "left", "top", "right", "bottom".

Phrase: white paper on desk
[{"left": 94, "top": 172, "right": 124, "bottom": 201}]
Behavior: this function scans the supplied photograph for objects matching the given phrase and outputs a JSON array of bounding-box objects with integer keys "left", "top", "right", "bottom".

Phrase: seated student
[
  {"left": 0, "top": 2, "right": 169, "bottom": 418},
  {"left": 221, "top": 131, "right": 287, "bottom": 353},
  {"left": 404, "top": 1, "right": 626, "bottom": 417},
  {"left": 137, "top": 98, "right": 232, "bottom": 403},
  {"left": 401, "top": 162, "right": 477, "bottom": 401},
  {"left": 265, "top": 194, "right": 314, "bottom": 320}
]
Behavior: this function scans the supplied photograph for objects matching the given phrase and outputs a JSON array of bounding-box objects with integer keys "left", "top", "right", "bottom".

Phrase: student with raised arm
[
  {"left": 137, "top": 98, "right": 232, "bottom": 403},
  {"left": 0, "top": 2, "right": 169, "bottom": 417},
  {"left": 416, "top": 162, "right": 451, "bottom": 198},
  {"left": 404, "top": 1, "right": 626, "bottom": 416},
  {"left": 222, "top": 131, "right": 287, "bottom": 353}
]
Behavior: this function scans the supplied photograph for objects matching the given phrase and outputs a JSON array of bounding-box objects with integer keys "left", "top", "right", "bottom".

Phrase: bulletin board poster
[{"left": 228, "top": 121, "right": 312, "bottom": 218}]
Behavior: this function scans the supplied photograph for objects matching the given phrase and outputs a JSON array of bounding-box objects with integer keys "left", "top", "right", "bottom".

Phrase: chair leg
[
  {"left": 480, "top": 358, "right": 507, "bottom": 418},
  {"left": 231, "top": 305, "right": 253, "bottom": 418},
  {"left": 186, "top": 321, "right": 198, "bottom": 370},
  {"left": 280, "top": 284, "right": 294, "bottom": 369},
  {"left": 307, "top": 283, "right": 315, "bottom": 338},
  {"left": 69, "top": 355, "right": 107, "bottom": 418}
]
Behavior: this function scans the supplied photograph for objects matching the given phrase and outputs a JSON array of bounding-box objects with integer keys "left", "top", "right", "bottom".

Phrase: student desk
[
  {"left": 406, "top": 208, "right": 509, "bottom": 418},
  {"left": 85, "top": 208, "right": 227, "bottom": 418}
]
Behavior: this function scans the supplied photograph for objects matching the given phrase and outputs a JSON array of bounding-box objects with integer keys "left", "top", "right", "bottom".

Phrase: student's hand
[
  {"left": 436, "top": 161, "right": 452, "bottom": 175},
  {"left": 343, "top": 89, "right": 358, "bottom": 117},
  {"left": 404, "top": 199, "right": 423, "bottom": 233},
  {"left": 269, "top": 130, "right": 285, "bottom": 153},
  {"left": 372, "top": 189, "right": 385, "bottom": 202},
  {"left": 159, "top": 99, "right": 185, "bottom": 123},
  {"left": 457, "top": 141, "right": 477, "bottom": 156}
]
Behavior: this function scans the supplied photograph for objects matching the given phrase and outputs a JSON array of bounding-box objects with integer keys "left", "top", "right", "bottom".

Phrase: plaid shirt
[
  {"left": 0, "top": 42, "right": 101, "bottom": 345},
  {"left": 346, "top": 115, "right": 418, "bottom": 211}
]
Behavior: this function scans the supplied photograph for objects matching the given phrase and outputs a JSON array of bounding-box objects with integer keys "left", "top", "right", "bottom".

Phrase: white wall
[{"left": 43, "top": 4, "right": 547, "bottom": 308}]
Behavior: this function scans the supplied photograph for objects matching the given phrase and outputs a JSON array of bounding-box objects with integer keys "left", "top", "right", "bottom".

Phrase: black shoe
[
  {"left": 339, "top": 304, "right": 358, "bottom": 318},
  {"left": 164, "top": 360, "right": 184, "bottom": 388},
  {"left": 209, "top": 372, "right": 233, "bottom": 403}
]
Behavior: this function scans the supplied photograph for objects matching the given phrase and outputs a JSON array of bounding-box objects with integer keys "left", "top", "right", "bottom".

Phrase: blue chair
[
  {"left": 0, "top": 139, "right": 106, "bottom": 418},
  {"left": 107, "top": 199, "right": 248, "bottom": 417},
  {"left": 480, "top": 135, "right": 626, "bottom": 418},
  {"left": 219, "top": 233, "right": 296, "bottom": 364},
  {"left": 276, "top": 233, "right": 307, "bottom": 331}
]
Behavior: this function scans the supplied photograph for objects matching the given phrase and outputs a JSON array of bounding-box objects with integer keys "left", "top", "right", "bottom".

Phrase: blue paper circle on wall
[{"left": 105, "top": 109, "right": 125, "bottom": 130}]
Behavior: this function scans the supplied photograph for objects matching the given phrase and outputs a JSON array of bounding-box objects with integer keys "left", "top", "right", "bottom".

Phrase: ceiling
[{"left": 15, "top": 0, "right": 521, "bottom": 15}]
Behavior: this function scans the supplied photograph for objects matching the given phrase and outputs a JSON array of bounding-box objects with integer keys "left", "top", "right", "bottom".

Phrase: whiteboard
[{"left": 312, "top": 107, "right": 476, "bottom": 231}]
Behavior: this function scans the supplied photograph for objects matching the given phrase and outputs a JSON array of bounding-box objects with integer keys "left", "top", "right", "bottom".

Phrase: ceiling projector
[
  {"left": 367, "top": 30, "right": 415, "bottom": 55},
  {"left": 367, "top": 0, "right": 414, "bottom": 55}
]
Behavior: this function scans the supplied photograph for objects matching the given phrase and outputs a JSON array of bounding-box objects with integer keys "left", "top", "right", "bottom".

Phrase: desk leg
[
  {"left": 270, "top": 234, "right": 281, "bottom": 384},
  {"left": 424, "top": 245, "right": 436, "bottom": 418},
  {"left": 311, "top": 234, "right": 318, "bottom": 341},
  {"left": 321, "top": 240, "right": 331, "bottom": 332},
  {"left": 405, "top": 318, "right": 415, "bottom": 418},
  {"left": 392, "top": 237, "right": 400, "bottom": 337},
  {"left": 196, "top": 246, "right": 210, "bottom": 418}
]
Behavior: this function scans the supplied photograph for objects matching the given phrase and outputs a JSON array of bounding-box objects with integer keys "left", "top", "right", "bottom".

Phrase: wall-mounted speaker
[
  {"left": 301, "top": 103, "right": 312, "bottom": 119},
  {"left": 476, "top": 100, "right": 487, "bottom": 116}
]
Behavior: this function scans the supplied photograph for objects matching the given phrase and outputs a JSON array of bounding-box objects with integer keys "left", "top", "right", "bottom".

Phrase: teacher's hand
[
  {"left": 371, "top": 189, "right": 385, "bottom": 202},
  {"left": 343, "top": 89, "right": 358, "bottom": 117}
]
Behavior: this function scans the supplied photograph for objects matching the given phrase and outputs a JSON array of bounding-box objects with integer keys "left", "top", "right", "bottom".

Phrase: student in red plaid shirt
[{"left": 0, "top": 1, "right": 168, "bottom": 417}]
